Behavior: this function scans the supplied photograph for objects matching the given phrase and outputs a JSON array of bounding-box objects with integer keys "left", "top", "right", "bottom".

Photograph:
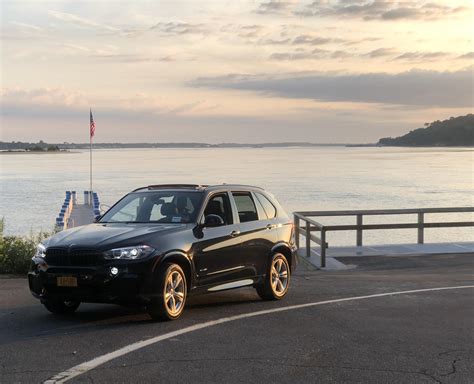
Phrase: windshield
[{"left": 100, "top": 191, "right": 204, "bottom": 224}]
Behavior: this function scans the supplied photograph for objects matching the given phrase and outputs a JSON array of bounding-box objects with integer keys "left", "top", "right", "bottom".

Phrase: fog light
[{"left": 110, "top": 267, "right": 119, "bottom": 276}]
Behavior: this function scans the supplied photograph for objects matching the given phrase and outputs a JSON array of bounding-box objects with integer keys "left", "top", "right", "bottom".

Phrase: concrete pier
[
  {"left": 55, "top": 190, "right": 100, "bottom": 231},
  {"left": 66, "top": 203, "right": 94, "bottom": 229}
]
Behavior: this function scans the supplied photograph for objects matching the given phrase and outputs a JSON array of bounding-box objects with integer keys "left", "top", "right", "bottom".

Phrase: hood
[{"left": 45, "top": 223, "right": 190, "bottom": 250}]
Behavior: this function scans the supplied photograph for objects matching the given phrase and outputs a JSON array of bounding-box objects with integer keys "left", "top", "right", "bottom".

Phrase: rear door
[
  {"left": 192, "top": 192, "right": 246, "bottom": 286},
  {"left": 231, "top": 191, "right": 278, "bottom": 277}
]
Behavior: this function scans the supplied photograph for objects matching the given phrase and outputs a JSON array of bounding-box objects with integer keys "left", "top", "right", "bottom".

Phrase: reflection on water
[{"left": 1, "top": 147, "right": 473, "bottom": 245}]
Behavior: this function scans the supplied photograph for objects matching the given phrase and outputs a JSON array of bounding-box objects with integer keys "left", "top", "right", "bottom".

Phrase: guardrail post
[
  {"left": 294, "top": 214, "right": 300, "bottom": 249},
  {"left": 320, "top": 229, "right": 326, "bottom": 268},
  {"left": 418, "top": 213, "right": 424, "bottom": 244},
  {"left": 356, "top": 214, "right": 363, "bottom": 246},
  {"left": 306, "top": 221, "right": 311, "bottom": 258}
]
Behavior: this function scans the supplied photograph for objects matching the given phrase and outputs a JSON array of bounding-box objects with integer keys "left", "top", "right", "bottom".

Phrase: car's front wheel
[
  {"left": 42, "top": 299, "right": 80, "bottom": 314},
  {"left": 148, "top": 263, "right": 187, "bottom": 321},
  {"left": 256, "top": 253, "right": 290, "bottom": 300}
]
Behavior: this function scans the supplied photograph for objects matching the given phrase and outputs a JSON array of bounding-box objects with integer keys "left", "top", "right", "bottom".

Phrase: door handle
[
  {"left": 266, "top": 224, "right": 276, "bottom": 230},
  {"left": 230, "top": 230, "right": 240, "bottom": 237}
]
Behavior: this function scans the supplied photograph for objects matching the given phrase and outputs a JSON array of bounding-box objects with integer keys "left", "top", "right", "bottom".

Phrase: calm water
[{"left": 1, "top": 147, "right": 473, "bottom": 245}]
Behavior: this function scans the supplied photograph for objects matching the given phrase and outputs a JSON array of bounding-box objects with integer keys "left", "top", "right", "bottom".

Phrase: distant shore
[
  {"left": 1, "top": 142, "right": 347, "bottom": 151},
  {"left": 0, "top": 150, "right": 73, "bottom": 154}
]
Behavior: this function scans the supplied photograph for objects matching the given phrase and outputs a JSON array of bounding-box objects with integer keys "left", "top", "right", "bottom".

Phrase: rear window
[
  {"left": 255, "top": 193, "right": 277, "bottom": 219},
  {"left": 232, "top": 192, "right": 258, "bottom": 223}
]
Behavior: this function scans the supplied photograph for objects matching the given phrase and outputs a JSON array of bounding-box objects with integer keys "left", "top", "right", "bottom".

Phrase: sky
[{"left": 0, "top": 0, "right": 473, "bottom": 144}]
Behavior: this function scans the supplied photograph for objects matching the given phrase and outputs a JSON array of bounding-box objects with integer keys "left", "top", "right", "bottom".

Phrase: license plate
[{"left": 57, "top": 276, "right": 77, "bottom": 287}]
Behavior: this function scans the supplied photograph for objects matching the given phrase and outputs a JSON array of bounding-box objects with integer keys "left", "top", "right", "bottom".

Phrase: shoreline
[{"left": 0, "top": 150, "right": 74, "bottom": 155}]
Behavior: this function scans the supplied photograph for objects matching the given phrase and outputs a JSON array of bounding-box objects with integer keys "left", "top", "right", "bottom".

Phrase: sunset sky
[{"left": 1, "top": 0, "right": 473, "bottom": 143}]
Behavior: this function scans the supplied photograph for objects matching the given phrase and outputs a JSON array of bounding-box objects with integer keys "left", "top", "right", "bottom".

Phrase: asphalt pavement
[{"left": 1, "top": 253, "right": 473, "bottom": 384}]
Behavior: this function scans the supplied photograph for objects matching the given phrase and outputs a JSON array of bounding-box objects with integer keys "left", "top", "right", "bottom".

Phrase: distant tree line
[
  {"left": 0, "top": 140, "right": 61, "bottom": 152},
  {"left": 0, "top": 141, "right": 343, "bottom": 150},
  {"left": 378, "top": 114, "right": 474, "bottom": 147}
]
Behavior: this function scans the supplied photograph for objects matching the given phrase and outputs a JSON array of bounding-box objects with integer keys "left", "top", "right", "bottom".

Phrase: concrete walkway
[
  {"left": 66, "top": 204, "right": 94, "bottom": 229},
  {"left": 299, "top": 241, "right": 474, "bottom": 270}
]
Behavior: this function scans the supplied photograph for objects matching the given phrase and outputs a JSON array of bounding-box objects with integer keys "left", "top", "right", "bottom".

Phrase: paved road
[{"left": 1, "top": 254, "right": 473, "bottom": 383}]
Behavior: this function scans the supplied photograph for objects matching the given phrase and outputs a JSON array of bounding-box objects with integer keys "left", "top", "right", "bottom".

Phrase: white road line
[{"left": 44, "top": 285, "right": 474, "bottom": 383}]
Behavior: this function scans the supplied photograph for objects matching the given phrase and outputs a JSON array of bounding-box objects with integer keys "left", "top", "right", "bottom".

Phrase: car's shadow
[{"left": 1, "top": 288, "right": 264, "bottom": 345}]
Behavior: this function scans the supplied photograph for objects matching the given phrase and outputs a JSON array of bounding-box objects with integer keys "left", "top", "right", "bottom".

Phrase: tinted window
[
  {"left": 100, "top": 191, "right": 203, "bottom": 224},
  {"left": 204, "top": 193, "right": 233, "bottom": 225},
  {"left": 232, "top": 192, "right": 258, "bottom": 223},
  {"left": 255, "top": 193, "right": 277, "bottom": 219}
]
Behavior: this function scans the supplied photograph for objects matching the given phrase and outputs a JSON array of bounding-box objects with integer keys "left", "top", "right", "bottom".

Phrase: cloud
[
  {"left": 191, "top": 67, "right": 474, "bottom": 108},
  {"left": 256, "top": 1, "right": 294, "bottom": 15},
  {"left": 1, "top": 87, "right": 88, "bottom": 109},
  {"left": 90, "top": 53, "right": 195, "bottom": 63},
  {"left": 0, "top": 87, "right": 211, "bottom": 119},
  {"left": 394, "top": 51, "right": 451, "bottom": 61},
  {"left": 344, "top": 37, "right": 382, "bottom": 46},
  {"left": 364, "top": 47, "right": 398, "bottom": 58},
  {"left": 48, "top": 10, "right": 119, "bottom": 32},
  {"left": 270, "top": 50, "right": 315, "bottom": 60},
  {"left": 269, "top": 47, "right": 354, "bottom": 60},
  {"left": 231, "top": 24, "right": 266, "bottom": 39},
  {"left": 457, "top": 52, "right": 474, "bottom": 60},
  {"left": 297, "top": 1, "right": 468, "bottom": 21},
  {"left": 150, "top": 21, "right": 207, "bottom": 35},
  {"left": 292, "top": 35, "right": 337, "bottom": 45},
  {"left": 260, "top": 37, "right": 292, "bottom": 45},
  {"left": 10, "top": 21, "right": 44, "bottom": 32}
]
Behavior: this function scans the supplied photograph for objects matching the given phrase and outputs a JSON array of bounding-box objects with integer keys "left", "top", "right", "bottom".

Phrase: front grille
[{"left": 45, "top": 248, "right": 103, "bottom": 266}]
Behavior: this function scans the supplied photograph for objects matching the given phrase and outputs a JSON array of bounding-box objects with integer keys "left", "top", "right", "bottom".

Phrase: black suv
[{"left": 29, "top": 184, "right": 296, "bottom": 320}]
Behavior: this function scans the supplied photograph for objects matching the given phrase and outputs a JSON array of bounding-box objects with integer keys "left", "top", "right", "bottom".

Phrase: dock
[{"left": 55, "top": 191, "right": 101, "bottom": 231}]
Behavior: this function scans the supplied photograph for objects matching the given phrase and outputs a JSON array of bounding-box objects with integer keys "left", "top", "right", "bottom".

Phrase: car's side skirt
[{"left": 207, "top": 279, "right": 254, "bottom": 292}]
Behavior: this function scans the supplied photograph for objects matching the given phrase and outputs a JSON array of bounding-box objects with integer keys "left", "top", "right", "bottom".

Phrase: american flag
[{"left": 90, "top": 109, "right": 96, "bottom": 139}]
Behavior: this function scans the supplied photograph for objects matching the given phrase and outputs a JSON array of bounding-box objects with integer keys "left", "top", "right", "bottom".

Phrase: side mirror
[
  {"left": 94, "top": 215, "right": 101, "bottom": 223},
  {"left": 100, "top": 203, "right": 111, "bottom": 214},
  {"left": 203, "top": 214, "right": 224, "bottom": 227}
]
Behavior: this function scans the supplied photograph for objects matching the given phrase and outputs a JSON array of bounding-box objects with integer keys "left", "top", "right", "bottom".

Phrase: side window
[
  {"left": 232, "top": 192, "right": 258, "bottom": 223},
  {"left": 255, "top": 193, "right": 277, "bottom": 219},
  {"left": 204, "top": 193, "right": 233, "bottom": 225}
]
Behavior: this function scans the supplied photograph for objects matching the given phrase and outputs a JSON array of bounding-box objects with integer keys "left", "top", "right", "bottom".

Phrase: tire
[
  {"left": 256, "top": 253, "right": 290, "bottom": 300},
  {"left": 147, "top": 263, "right": 187, "bottom": 321},
  {"left": 43, "top": 299, "right": 80, "bottom": 314}
]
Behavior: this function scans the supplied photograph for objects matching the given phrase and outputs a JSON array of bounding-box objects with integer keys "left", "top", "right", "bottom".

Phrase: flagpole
[{"left": 89, "top": 109, "right": 93, "bottom": 205}]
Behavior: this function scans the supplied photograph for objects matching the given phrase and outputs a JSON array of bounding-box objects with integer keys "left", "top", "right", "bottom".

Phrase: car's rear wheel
[
  {"left": 43, "top": 299, "right": 80, "bottom": 314},
  {"left": 148, "top": 263, "right": 187, "bottom": 321},
  {"left": 256, "top": 253, "right": 290, "bottom": 300}
]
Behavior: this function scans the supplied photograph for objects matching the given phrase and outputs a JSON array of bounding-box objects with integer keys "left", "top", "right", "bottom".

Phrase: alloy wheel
[
  {"left": 271, "top": 257, "right": 289, "bottom": 296},
  {"left": 164, "top": 270, "right": 185, "bottom": 316}
]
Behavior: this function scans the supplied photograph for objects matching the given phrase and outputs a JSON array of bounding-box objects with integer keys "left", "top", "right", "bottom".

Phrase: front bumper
[{"left": 28, "top": 257, "right": 156, "bottom": 305}]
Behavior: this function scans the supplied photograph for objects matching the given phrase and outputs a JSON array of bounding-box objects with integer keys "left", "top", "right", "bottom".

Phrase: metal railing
[{"left": 293, "top": 207, "right": 474, "bottom": 268}]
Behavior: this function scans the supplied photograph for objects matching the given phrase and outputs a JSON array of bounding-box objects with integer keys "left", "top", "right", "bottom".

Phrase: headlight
[
  {"left": 103, "top": 245, "right": 155, "bottom": 260},
  {"left": 35, "top": 243, "right": 46, "bottom": 258}
]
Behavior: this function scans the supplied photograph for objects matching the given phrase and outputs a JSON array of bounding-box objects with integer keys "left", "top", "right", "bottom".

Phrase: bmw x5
[{"left": 28, "top": 184, "right": 297, "bottom": 320}]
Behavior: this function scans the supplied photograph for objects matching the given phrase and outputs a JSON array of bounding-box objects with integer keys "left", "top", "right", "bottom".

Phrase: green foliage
[
  {"left": 29, "top": 145, "right": 45, "bottom": 152},
  {"left": 0, "top": 219, "right": 51, "bottom": 275},
  {"left": 378, "top": 114, "right": 474, "bottom": 147}
]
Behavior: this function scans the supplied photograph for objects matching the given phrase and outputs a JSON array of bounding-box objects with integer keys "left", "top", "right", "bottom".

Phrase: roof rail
[
  {"left": 131, "top": 183, "right": 264, "bottom": 192},
  {"left": 132, "top": 184, "right": 207, "bottom": 192},
  {"left": 208, "top": 183, "right": 264, "bottom": 190}
]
